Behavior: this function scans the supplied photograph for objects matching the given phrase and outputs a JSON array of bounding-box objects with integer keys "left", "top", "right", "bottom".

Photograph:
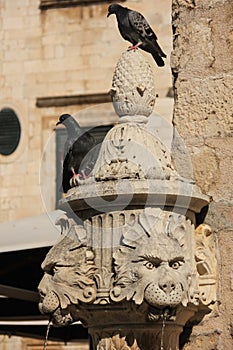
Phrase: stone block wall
[{"left": 171, "top": 0, "right": 233, "bottom": 348}]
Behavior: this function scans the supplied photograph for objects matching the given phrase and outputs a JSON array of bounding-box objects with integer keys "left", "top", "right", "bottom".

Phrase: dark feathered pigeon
[
  {"left": 107, "top": 3, "right": 166, "bottom": 67},
  {"left": 56, "top": 114, "right": 95, "bottom": 193}
]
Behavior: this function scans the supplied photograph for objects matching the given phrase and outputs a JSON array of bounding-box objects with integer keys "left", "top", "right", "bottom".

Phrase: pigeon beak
[
  {"left": 107, "top": 12, "right": 111, "bottom": 17},
  {"left": 56, "top": 121, "right": 61, "bottom": 126}
]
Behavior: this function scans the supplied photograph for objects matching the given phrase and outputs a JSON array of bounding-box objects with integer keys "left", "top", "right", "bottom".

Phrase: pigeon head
[
  {"left": 56, "top": 114, "right": 72, "bottom": 126},
  {"left": 107, "top": 4, "right": 124, "bottom": 17},
  {"left": 56, "top": 114, "right": 82, "bottom": 138}
]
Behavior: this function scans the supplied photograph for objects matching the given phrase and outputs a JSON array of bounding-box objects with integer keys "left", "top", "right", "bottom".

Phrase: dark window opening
[
  {"left": 55, "top": 124, "right": 112, "bottom": 207},
  {"left": 0, "top": 108, "right": 21, "bottom": 156}
]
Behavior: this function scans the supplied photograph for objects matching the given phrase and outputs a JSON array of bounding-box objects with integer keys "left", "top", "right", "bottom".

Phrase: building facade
[
  {"left": 0, "top": 0, "right": 173, "bottom": 222},
  {"left": 0, "top": 0, "right": 173, "bottom": 349}
]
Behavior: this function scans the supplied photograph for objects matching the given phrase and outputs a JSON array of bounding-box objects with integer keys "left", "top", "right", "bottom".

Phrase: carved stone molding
[
  {"left": 36, "top": 92, "right": 111, "bottom": 108},
  {"left": 63, "top": 119, "right": 209, "bottom": 219},
  {"left": 39, "top": 0, "right": 125, "bottom": 11}
]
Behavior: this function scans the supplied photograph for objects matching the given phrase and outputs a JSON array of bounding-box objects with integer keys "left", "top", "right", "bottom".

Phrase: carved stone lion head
[
  {"left": 113, "top": 210, "right": 193, "bottom": 309},
  {"left": 38, "top": 225, "right": 97, "bottom": 324}
]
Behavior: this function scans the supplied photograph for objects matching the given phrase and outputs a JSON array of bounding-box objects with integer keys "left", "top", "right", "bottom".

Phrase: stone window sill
[{"left": 40, "top": 0, "right": 125, "bottom": 10}]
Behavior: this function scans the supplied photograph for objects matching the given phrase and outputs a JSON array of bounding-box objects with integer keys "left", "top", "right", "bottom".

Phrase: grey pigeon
[
  {"left": 56, "top": 114, "right": 95, "bottom": 193},
  {"left": 107, "top": 3, "right": 166, "bottom": 67}
]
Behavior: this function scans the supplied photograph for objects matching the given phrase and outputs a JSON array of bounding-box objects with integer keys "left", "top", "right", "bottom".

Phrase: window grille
[{"left": 0, "top": 108, "right": 21, "bottom": 156}]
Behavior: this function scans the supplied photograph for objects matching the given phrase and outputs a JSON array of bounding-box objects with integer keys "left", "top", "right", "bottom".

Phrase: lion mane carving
[
  {"left": 38, "top": 221, "right": 97, "bottom": 325},
  {"left": 112, "top": 210, "right": 193, "bottom": 310}
]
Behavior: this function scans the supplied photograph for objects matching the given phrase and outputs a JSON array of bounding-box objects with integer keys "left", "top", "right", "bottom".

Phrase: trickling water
[
  {"left": 43, "top": 318, "right": 52, "bottom": 350},
  {"left": 160, "top": 314, "right": 166, "bottom": 350}
]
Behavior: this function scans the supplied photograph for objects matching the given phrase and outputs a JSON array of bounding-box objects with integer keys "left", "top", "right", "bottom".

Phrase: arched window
[{"left": 0, "top": 108, "right": 21, "bottom": 156}]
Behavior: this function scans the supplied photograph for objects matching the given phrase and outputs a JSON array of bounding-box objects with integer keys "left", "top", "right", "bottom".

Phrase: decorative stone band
[{"left": 62, "top": 178, "right": 209, "bottom": 221}]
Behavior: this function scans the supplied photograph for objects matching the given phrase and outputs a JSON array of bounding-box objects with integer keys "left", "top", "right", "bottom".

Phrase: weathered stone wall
[
  {"left": 0, "top": 0, "right": 172, "bottom": 222},
  {"left": 171, "top": 0, "right": 233, "bottom": 348}
]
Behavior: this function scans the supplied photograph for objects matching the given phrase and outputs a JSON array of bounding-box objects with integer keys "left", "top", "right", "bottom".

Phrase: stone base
[
  {"left": 85, "top": 304, "right": 198, "bottom": 350},
  {"left": 90, "top": 324, "right": 181, "bottom": 350}
]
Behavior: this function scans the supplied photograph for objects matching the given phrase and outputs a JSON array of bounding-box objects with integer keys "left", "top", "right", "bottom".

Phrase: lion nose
[{"left": 159, "top": 279, "right": 176, "bottom": 295}]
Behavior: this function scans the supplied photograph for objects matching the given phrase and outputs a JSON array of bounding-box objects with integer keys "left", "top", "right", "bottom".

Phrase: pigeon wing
[
  {"left": 128, "top": 10, "right": 158, "bottom": 43},
  {"left": 61, "top": 148, "right": 73, "bottom": 193}
]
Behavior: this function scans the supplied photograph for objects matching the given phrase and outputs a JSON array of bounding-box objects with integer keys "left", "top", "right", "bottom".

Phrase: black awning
[{"left": 0, "top": 246, "right": 89, "bottom": 342}]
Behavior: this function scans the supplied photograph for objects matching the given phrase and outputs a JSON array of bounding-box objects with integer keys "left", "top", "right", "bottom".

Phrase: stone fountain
[{"left": 38, "top": 50, "right": 217, "bottom": 350}]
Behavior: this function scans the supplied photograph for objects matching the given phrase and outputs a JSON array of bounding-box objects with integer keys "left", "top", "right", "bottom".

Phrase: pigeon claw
[
  {"left": 70, "top": 173, "right": 81, "bottom": 187},
  {"left": 127, "top": 42, "right": 142, "bottom": 51},
  {"left": 69, "top": 169, "right": 92, "bottom": 188}
]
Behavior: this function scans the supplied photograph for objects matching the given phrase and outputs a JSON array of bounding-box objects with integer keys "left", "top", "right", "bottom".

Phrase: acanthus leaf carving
[
  {"left": 195, "top": 224, "right": 217, "bottom": 305},
  {"left": 93, "top": 123, "right": 180, "bottom": 183},
  {"left": 94, "top": 267, "right": 115, "bottom": 304}
]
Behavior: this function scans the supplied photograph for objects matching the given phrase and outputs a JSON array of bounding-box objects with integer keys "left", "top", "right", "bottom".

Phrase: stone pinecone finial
[{"left": 110, "top": 50, "right": 156, "bottom": 124}]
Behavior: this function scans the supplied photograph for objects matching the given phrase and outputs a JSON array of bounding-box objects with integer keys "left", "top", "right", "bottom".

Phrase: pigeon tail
[
  {"left": 151, "top": 51, "right": 165, "bottom": 67},
  {"left": 148, "top": 41, "right": 166, "bottom": 67}
]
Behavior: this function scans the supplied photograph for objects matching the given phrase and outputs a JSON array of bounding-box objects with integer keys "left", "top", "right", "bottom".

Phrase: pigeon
[
  {"left": 195, "top": 205, "right": 209, "bottom": 227},
  {"left": 56, "top": 114, "right": 95, "bottom": 193},
  {"left": 107, "top": 3, "right": 166, "bottom": 67}
]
